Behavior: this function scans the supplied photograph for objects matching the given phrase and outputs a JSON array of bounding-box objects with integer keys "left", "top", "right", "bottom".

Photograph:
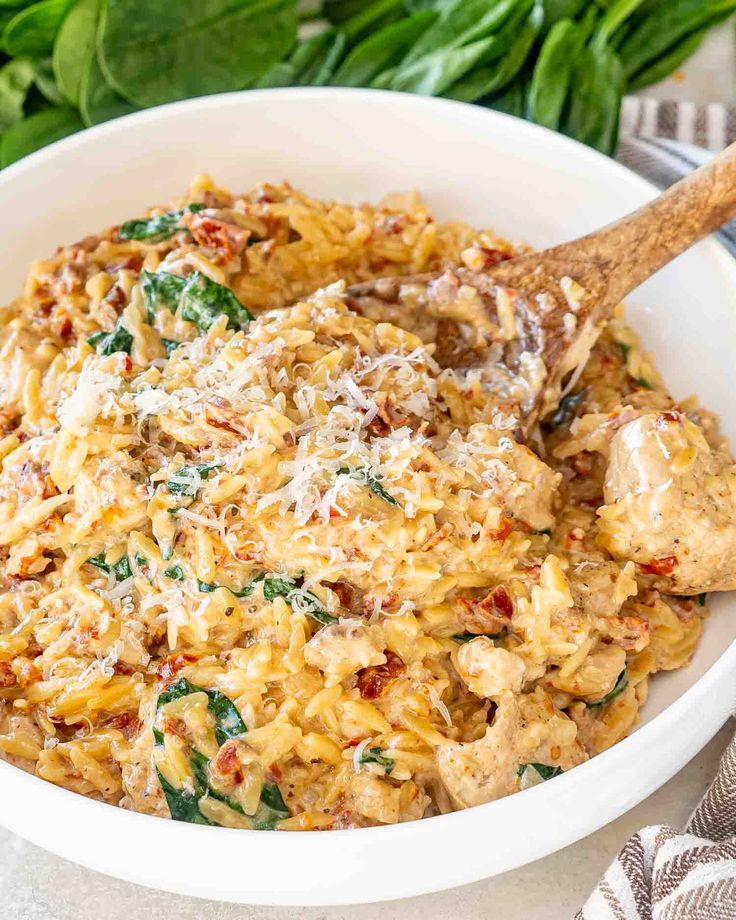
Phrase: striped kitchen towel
[
  {"left": 576, "top": 725, "right": 736, "bottom": 919},
  {"left": 617, "top": 97, "right": 736, "bottom": 254}
]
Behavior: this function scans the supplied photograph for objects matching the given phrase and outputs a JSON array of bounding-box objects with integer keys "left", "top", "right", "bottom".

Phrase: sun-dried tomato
[
  {"left": 156, "top": 652, "right": 198, "bottom": 681},
  {"left": 356, "top": 650, "right": 406, "bottom": 700},
  {"left": 639, "top": 556, "right": 677, "bottom": 576}
]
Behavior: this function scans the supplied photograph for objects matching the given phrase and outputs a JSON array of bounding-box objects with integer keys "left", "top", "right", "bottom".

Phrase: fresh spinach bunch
[{"left": 0, "top": 0, "right": 734, "bottom": 166}]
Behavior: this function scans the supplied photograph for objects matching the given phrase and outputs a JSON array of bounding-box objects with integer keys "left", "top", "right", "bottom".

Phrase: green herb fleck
[
  {"left": 161, "top": 338, "right": 181, "bottom": 356},
  {"left": 166, "top": 463, "right": 220, "bottom": 496},
  {"left": 698, "top": 592, "right": 707, "bottom": 607},
  {"left": 452, "top": 632, "right": 502, "bottom": 643},
  {"left": 337, "top": 466, "right": 399, "bottom": 507},
  {"left": 615, "top": 341, "right": 631, "bottom": 360},
  {"left": 164, "top": 565, "right": 184, "bottom": 580},
  {"left": 87, "top": 552, "right": 135, "bottom": 581},
  {"left": 550, "top": 387, "right": 589, "bottom": 428},
  {"left": 359, "top": 747, "right": 395, "bottom": 774},
  {"left": 518, "top": 762, "right": 562, "bottom": 781},
  {"left": 634, "top": 377, "right": 653, "bottom": 390}
]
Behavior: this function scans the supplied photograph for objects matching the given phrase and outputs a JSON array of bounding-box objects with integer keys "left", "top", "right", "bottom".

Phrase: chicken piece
[
  {"left": 456, "top": 639, "right": 525, "bottom": 698},
  {"left": 598, "top": 410, "right": 736, "bottom": 593},
  {"left": 437, "top": 689, "right": 585, "bottom": 808},
  {"left": 303, "top": 622, "right": 386, "bottom": 687},
  {"left": 568, "top": 561, "right": 638, "bottom": 619},
  {"left": 447, "top": 423, "right": 560, "bottom": 532}
]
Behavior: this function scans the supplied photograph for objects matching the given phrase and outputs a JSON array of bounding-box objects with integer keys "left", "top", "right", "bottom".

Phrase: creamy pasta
[{"left": 0, "top": 176, "right": 718, "bottom": 829}]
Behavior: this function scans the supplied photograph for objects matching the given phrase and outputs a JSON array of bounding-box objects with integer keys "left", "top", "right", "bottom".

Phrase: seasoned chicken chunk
[
  {"left": 598, "top": 410, "right": 736, "bottom": 593},
  {"left": 437, "top": 689, "right": 585, "bottom": 808},
  {"left": 456, "top": 639, "right": 525, "bottom": 698}
]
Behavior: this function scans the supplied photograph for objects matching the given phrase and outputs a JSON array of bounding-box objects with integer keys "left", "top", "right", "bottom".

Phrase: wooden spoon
[{"left": 348, "top": 141, "right": 736, "bottom": 431}]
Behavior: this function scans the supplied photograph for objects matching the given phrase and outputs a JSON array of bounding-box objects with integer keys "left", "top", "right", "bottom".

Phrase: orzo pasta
[{"left": 0, "top": 175, "right": 725, "bottom": 829}]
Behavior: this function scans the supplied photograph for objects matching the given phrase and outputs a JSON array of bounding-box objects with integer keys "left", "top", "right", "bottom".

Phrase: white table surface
[{"left": 3, "top": 23, "right": 736, "bottom": 920}]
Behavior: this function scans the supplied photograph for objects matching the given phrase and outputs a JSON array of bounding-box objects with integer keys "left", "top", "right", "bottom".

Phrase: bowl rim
[{"left": 1, "top": 86, "right": 735, "bottom": 904}]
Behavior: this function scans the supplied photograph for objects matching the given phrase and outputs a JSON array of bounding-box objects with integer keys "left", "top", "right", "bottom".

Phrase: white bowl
[{"left": 1, "top": 88, "right": 735, "bottom": 906}]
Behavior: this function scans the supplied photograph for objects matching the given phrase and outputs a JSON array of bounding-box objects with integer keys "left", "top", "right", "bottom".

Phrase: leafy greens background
[{"left": 0, "top": 0, "right": 733, "bottom": 167}]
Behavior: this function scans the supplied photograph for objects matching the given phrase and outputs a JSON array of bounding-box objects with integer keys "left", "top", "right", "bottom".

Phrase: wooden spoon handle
[{"left": 547, "top": 140, "right": 736, "bottom": 306}]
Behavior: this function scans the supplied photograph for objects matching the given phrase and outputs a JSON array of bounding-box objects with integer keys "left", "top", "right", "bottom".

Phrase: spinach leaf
[
  {"left": 332, "top": 11, "right": 436, "bottom": 87},
  {"left": 452, "top": 631, "right": 501, "bottom": 642},
  {"left": 251, "top": 781, "right": 289, "bottom": 830},
  {"left": 155, "top": 766, "right": 214, "bottom": 825},
  {"left": 564, "top": 40, "right": 624, "bottom": 154},
  {"left": 359, "top": 747, "right": 395, "bottom": 774},
  {"left": 289, "top": 31, "right": 336, "bottom": 83},
  {"left": 203, "top": 572, "right": 338, "bottom": 624},
  {"left": 164, "top": 564, "right": 184, "bottom": 580},
  {"left": 308, "top": 31, "right": 347, "bottom": 86},
  {"left": 337, "top": 466, "right": 399, "bottom": 507},
  {"left": 180, "top": 271, "right": 254, "bottom": 332},
  {"left": 141, "top": 270, "right": 186, "bottom": 321},
  {"left": 592, "top": 0, "right": 649, "bottom": 47},
  {"left": 87, "top": 317, "right": 133, "bottom": 355},
  {"left": 166, "top": 462, "right": 220, "bottom": 496},
  {"left": 262, "top": 574, "right": 337, "bottom": 624},
  {"left": 627, "top": 24, "right": 708, "bottom": 91},
  {"left": 402, "top": 0, "right": 519, "bottom": 66},
  {"left": 390, "top": 34, "right": 501, "bottom": 96},
  {"left": 550, "top": 386, "right": 589, "bottom": 428},
  {"left": 323, "top": 0, "right": 376, "bottom": 25},
  {"left": 615, "top": 340, "right": 631, "bottom": 360},
  {"left": 540, "top": 0, "right": 586, "bottom": 32},
  {"left": 0, "top": 58, "right": 36, "bottom": 133},
  {"left": 518, "top": 762, "right": 562, "bottom": 780},
  {"left": 118, "top": 202, "right": 203, "bottom": 242},
  {"left": 156, "top": 677, "right": 248, "bottom": 744},
  {"left": 528, "top": 19, "right": 581, "bottom": 130},
  {"left": 52, "top": 0, "right": 98, "bottom": 106},
  {"left": 0, "top": 103, "right": 82, "bottom": 167},
  {"left": 618, "top": 0, "right": 736, "bottom": 81},
  {"left": 483, "top": 77, "right": 526, "bottom": 117},
  {"left": 28, "top": 59, "right": 64, "bottom": 105},
  {"left": 2, "top": 0, "right": 74, "bottom": 57},
  {"left": 254, "top": 60, "right": 294, "bottom": 88},
  {"left": 98, "top": 0, "right": 298, "bottom": 108},
  {"left": 446, "top": 1, "right": 542, "bottom": 103},
  {"left": 339, "top": 0, "right": 404, "bottom": 43},
  {"left": 585, "top": 668, "right": 628, "bottom": 708},
  {"left": 79, "top": 49, "right": 135, "bottom": 126},
  {"left": 198, "top": 573, "right": 263, "bottom": 598},
  {"left": 291, "top": 30, "right": 347, "bottom": 86}
]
